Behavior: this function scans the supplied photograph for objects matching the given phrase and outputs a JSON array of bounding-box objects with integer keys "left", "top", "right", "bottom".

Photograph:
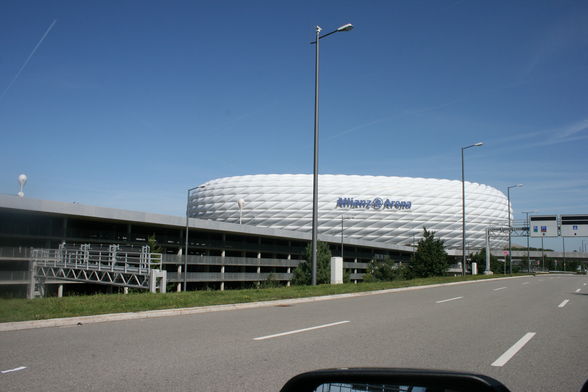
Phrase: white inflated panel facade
[{"left": 189, "top": 174, "right": 510, "bottom": 250}]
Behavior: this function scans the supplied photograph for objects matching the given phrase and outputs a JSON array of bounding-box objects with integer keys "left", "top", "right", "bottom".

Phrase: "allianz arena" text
[{"left": 336, "top": 197, "right": 412, "bottom": 210}]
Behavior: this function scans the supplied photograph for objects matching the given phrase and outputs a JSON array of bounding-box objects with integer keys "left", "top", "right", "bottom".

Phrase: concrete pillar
[
  {"left": 220, "top": 266, "right": 225, "bottom": 291},
  {"left": 149, "top": 271, "right": 157, "bottom": 293},
  {"left": 148, "top": 270, "right": 166, "bottom": 293},
  {"left": 287, "top": 254, "right": 291, "bottom": 286},
  {"left": 124, "top": 287, "right": 129, "bottom": 294},
  {"left": 57, "top": 284, "right": 63, "bottom": 298},
  {"left": 27, "top": 260, "right": 36, "bottom": 299},
  {"left": 177, "top": 265, "right": 182, "bottom": 292},
  {"left": 220, "top": 250, "right": 225, "bottom": 291},
  {"left": 159, "top": 270, "right": 167, "bottom": 293},
  {"left": 257, "top": 252, "right": 261, "bottom": 285},
  {"left": 354, "top": 257, "right": 358, "bottom": 284}
]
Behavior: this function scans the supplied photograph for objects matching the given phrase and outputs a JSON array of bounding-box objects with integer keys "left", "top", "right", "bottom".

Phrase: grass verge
[{"left": 0, "top": 274, "right": 520, "bottom": 323}]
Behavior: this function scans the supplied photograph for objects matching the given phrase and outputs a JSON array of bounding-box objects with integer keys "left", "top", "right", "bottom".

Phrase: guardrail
[
  {"left": 162, "top": 254, "right": 300, "bottom": 268},
  {"left": 166, "top": 272, "right": 294, "bottom": 282},
  {"left": 0, "top": 247, "right": 33, "bottom": 259},
  {"left": 0, "top": 271, "right": 30, "bottom": 281},
  {"left": 344, "top": 262, "right": 369, "bottom": 269}
]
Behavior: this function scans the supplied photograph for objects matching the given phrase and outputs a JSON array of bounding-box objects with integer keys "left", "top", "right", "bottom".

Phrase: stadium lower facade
[{"left": 189, "top": 174, "right": 510, "bottom": 251}]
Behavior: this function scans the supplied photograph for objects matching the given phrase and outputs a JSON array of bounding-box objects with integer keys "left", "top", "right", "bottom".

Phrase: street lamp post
[
  {"left": 562, "top": 236, "right": 566, "bottom": 271},
  {"left": 507, "top": 184, "right": 523, "bottom": 274},
  {"left": 541, "top": 234, "right": 545, "bottom": 271},
  {"left": 522, "top": 210, "right": 537, "bottom": 273},
  {"left": 461, "top": 142, "right": 483, "bottom": 276},
  {"left": 310, "top": 23, "right": 353, "bottom": 286}
]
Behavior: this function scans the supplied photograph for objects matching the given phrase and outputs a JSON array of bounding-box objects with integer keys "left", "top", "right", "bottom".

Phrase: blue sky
[{"left": 1, "top": 1, "right": 587, "bottom": 251}]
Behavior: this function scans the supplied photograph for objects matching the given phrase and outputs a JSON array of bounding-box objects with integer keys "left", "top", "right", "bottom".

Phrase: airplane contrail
[{"left": 0, "top": 19, "right": 57, "bottom": 101}]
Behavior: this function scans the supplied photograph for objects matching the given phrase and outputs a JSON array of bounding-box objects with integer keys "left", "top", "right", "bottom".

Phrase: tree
[
  {"left": 147, "top": 234, "right": 163, "bottom": 271},
  {"left": 147, "top": 234, "right": 163, "bottom": 254},
  {"left": 292, "top": 242, "right": 332, "bottom": 285},
  {"left": 259, "top": 273, "right": 281, "bottom": 289},
  {"left": 363, "top": 257, "right": 412, "bottom": 282},
  {"left": 410, "top": 228, "right": 448, "bottom": 277}
]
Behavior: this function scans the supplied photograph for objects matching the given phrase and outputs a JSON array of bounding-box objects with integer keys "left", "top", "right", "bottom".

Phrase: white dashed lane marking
[
  {"left": 492, "top": 333, "right": 536, "bottom": 367},
  {"left": 253, "top": 320, "right": 350, "bottom": 341},
  {"left": 436, "top": 296, "right": 463, "bottom": 304},
  {"left": 1, "top": 366, "right": 26, "bottom": 374}
]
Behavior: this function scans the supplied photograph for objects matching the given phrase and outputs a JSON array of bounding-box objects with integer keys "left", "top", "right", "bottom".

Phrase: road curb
[{"left": 0, "top": 275, "right": 528, "bottom": 332}]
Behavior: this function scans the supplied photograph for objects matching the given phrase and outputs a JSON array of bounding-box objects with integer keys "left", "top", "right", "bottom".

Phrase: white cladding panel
[{"left": 189, "top": 174, "right": 509, "bottom": 250}]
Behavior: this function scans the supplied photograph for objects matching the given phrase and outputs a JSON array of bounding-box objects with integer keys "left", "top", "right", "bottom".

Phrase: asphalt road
[{"left": 1, "top": 275, "right": 587, "bottom": 391}]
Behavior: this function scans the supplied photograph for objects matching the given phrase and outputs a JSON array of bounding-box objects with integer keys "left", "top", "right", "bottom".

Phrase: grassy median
[{"left": 0, "top": 274, "right": 518, "bottom": 323}]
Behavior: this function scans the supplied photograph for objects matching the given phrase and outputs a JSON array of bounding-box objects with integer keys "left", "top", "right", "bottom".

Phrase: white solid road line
[
  {"left": 491, "top": 333, "right": 536, "bottom": 367},
  {"left": 1, "top": 366, "right": 26, "bottom": 374},
  {"left": 436, "top": 296, "right": 463, "bottom": 304},
  {"left": 493, "top": 287, "right": 507, "bottom": 291},
  {"left": 522, "top": 282, "right": 529, "bottom": 285},
  {"left": 558, "top": 299, "right": 570, "bottom": 308},
  {"left": 253, "top": 320, "right": 350, "bottom": 341}
]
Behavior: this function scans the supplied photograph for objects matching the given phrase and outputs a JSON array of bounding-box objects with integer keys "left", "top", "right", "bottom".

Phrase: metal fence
[{"left": 167, "top": 272, "right": 293, "bottom": 282}]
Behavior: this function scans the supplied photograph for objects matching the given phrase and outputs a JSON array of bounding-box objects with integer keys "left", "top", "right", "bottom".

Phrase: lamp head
[
  {"left": 337, "top": 23, "right": 353, "bottom": 32},
  {"left": 462, "top": 142, "right": 484, "bottom": 150}
]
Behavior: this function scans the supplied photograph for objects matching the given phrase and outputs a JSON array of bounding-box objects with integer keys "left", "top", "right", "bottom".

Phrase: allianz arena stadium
[{"left": 188, "top": 174, "right": 510, "bottom": 250}]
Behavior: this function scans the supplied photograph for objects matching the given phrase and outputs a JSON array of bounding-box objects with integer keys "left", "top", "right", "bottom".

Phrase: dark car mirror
[{"left": 280, "top": 368, "right": 511, "bottom": 392}]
